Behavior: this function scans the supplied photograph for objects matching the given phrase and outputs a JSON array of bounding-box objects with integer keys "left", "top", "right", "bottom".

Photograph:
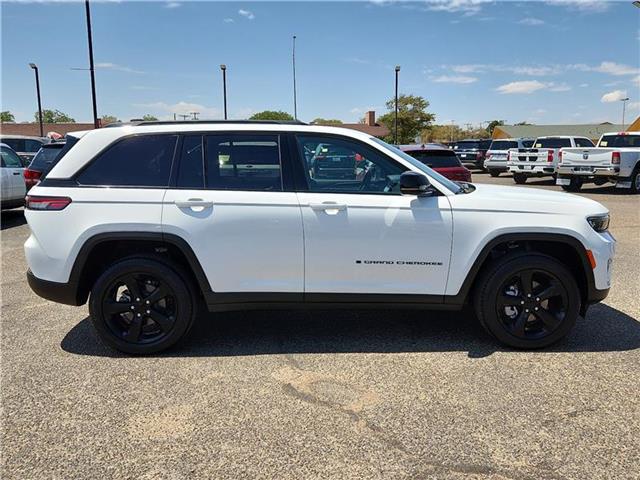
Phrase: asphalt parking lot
[{"left": 2, "top": 172, "right": 639, "bottom": 480}]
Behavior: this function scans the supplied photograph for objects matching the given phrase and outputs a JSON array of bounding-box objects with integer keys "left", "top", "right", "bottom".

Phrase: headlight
[{"left": 587, "top": 214, "right": 610, "bottom": 232}]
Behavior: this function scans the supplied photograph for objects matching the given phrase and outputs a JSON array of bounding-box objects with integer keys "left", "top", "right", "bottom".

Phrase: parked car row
[{"left": 1, "top": 136, "right": 67, "bottom": 209}]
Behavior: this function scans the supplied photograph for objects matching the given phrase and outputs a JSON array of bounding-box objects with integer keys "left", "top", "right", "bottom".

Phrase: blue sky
[{"left": 2, "top": 0, "right": 639, "bottom": 126}]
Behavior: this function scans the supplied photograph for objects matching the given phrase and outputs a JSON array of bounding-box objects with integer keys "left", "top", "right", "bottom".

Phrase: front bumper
[
  {"left": 557, "top": 165, "right": 619, "bottom": 177},
  {"left": 27, "top": 269, "right": 83, "bottom": 306}
]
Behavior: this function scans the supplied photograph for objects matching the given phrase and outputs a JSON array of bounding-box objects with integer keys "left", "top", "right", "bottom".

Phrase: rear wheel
[
  {"left": 561, "top": 177, "right": 583, "bottom": 192},
  {"left": 474, "top": 253, "right": 580, "bottom": 349},
  {"left": 513, "top": 173, "right": 527, "bottom": 184},
  {"left": 89, "top": 257, "right": 196, "bottom": 354},
  {"left": 489, "top": 170, "right": 500, "bottom": 177}
]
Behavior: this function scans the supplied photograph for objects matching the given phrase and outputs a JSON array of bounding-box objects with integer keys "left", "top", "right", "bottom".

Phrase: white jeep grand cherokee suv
[{"left": 25, "top": 121, "right": 615, "bottom": 354}]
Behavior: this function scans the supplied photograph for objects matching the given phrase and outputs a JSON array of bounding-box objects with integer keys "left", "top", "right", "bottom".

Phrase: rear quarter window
[{"left": 77, "top": 134, "right": 177, "bottom": 187}]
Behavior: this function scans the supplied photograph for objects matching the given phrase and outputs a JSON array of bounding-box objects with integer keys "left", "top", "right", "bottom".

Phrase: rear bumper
[
  {"left": 27, "top": 269, "right": 83, "bottom": 306},
  {"left": 507, "top": 163, "right": 556, "bottom": 175},
  {"left": 557, "top": 165, "right": 619, "bottom": 177}
]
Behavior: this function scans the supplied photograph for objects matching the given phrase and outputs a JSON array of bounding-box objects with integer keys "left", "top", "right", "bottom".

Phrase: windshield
[
  {"left": 370, "top": 138, "right": 463, "bottom": 194},
  {"left": 404, "top": 150, "right": 462, "bottom": 168},
  {"left": 598, "top": 135, "right": 640, "bottom": 148},
  {"left": 535, "top": 138, "right": 571, "bottom": 148}
]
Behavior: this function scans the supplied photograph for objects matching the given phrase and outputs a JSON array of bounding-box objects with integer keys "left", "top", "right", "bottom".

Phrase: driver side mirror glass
[{"left": 400, "top": 171, "right": 431, "bottom": 196}]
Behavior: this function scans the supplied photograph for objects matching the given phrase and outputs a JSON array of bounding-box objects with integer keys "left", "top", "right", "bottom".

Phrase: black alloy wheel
[{"left": 90, "top": 257, "right": 195, "bottom": 354}]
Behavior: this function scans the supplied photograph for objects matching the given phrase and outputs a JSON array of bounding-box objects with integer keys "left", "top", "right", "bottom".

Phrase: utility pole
[
  {"left": 220, "top": 64, "right": 228, "bottom": 120},
  {"left": 292, "top": 35, "right": 298, "bottom": 119},
  {"left": 190, "top": 111, "right": 200, "bottom": 120},
  {"left": 621, "top": 97, "right": 630, "bottom": 130},
  {"left": 29, "top": 63, "right": 44, "bottom": 137},
  {"left": 450, "top": 120, "right": 455, "bottom": 143},
  {"left": 179, "top": 114, "right": 189, "bottom": 121},
  {"left": 394, "top": 65, "right": 400, "bottom": 145},
  {"left": 85, "top": 0, "right": 99, "bottom": 128}
]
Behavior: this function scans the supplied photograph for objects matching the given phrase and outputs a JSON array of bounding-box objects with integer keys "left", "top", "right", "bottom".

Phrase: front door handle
[
  {"left": 309, "top": 202, "right": 347, "bottom": 212},
  {"left": 13, "top": 172, "right": 21, "bottom": 175},
  {"left": 174, "top": 199, "right": 213, "bottom": 208}
]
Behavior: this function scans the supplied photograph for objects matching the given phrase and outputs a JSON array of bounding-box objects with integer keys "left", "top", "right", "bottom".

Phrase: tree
[
  {"left": 378, "top": 94, "right": 435, "bottom": 144},
  {"left": 486, "top": 120, "right": 505, "bottom": 135},
  {"left": 1, "top": 111, "right": 15, "bottom": 123},
  {"left": 37, "top": 109, "right": 75, "bottom": 123},
  {"left": 101, "top": 115, "right": 120, "bottom": 125},
  {"left": 311, "top": 118, "right": 343, "bottom": 126},
  {"left": 142, "top": 114, "right": 158, "bottom": 121},
  {"left": 422, "top": 124, "right": 465, "bottom": 144},
  {"left": 249, "top": 110, "right": 294, "bottom": 121}
]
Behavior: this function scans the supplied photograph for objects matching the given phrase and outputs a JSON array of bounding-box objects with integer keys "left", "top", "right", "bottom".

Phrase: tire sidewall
[
  {"left": 89, "top": 258, "right": 195, "bottom": 354},
  {"left": 476, "top": 254, "right": 581, "bottom": 349}
]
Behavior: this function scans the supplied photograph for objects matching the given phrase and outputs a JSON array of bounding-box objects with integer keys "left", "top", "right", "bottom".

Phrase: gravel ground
[{"left": 2, "top": 172, "right": 639, "bottom": 480}]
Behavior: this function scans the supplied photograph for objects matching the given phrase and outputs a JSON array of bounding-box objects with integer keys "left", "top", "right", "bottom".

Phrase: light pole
[
  {"left": 292, "top": 35, "right": 298, "bottom": 120},
  {"left": 85, "top": 0, "right": 99, "bottom": 128},
  {"left": 220, "top": 64, "right": 228, "bottom": 120},
  {"left": 394, "top": 65, "right": 400, "bottom": 145},
  {"left": 29, "top": 63, "right": 43, "bottom": 137},
  {"left": 621, "top": 97, "right": 630, "bottom": 130}
]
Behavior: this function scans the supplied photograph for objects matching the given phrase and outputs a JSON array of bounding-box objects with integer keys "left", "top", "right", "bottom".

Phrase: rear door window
[
  {"left": 2, "top": 138, "right": 25, "bottom": 152},
  {"left": 77, "top": 134, "right": 177, "bottom": 187},
  {"left": 1, "top": 146, "right": 23, "bottom": 168},
  {"left": 404, "top": 150, "right": 461, "bottom": 168},
  {"left": 24, "top": 139, "right": 44, "bottom": 152},
  {"left": 202, "top": 134, "right": 283, "bottom": 191}
]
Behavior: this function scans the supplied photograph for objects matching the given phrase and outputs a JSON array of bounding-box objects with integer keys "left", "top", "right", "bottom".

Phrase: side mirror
[{"left": 400, "top": 171, "right": 431, "bottom": 196}]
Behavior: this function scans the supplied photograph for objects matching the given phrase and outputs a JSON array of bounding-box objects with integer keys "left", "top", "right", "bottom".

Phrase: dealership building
[{"left": 493, "top": 117, "right": 640, "bottom": 142}]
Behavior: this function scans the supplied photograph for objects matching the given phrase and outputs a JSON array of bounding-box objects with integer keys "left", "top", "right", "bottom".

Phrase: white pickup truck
[
  {"left": 507, "top": 136, "right": 595, "bottom": 184},
  {"left": 556, "top": 132, "right": 640, "bottom": 193}
]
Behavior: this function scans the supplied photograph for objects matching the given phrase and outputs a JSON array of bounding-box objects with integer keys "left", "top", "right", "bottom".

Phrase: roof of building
[
  {"left": 493, "top": 119, "right": 639, "bottom": 141},
  {"left": 0, "top": 122, "right": 97, "bottom": 137}
]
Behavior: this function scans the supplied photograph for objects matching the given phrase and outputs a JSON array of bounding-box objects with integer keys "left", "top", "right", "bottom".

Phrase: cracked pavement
[{"left": 1, "top": 173, "right": 639, "bottom": 479}]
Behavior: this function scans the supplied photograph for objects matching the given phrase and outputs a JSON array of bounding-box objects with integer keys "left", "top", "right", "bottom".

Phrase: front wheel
[
  {"left": 489, "top": 170, "right": 500, "bottom": 177},
  {"left": 474, "top": 253, "right": 581, "bottom": 349},
  {"left": 513, "top": 173, "right": 527, "bottom": 184},
  {"left": 89, "top": 257, "right": 196, "bottom": 354}
]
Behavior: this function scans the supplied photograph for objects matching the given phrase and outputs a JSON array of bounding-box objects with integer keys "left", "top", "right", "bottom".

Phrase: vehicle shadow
[
  {"left": 1, "top": 209, "right": 26, "bottom": 230},
  {"left": 61, "top": 303, "right": 640, "bottom": 359}
]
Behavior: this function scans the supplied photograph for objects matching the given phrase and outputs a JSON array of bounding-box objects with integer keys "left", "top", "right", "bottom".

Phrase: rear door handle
[
  {"left": 12, "top": 172, "right": 21, "bottom": 175},
  {"left": 309, "top": 202, "right": 347, "bottom": 212},
  {"left": 174, "top": 199, "right": 213, "bottom": 208}
]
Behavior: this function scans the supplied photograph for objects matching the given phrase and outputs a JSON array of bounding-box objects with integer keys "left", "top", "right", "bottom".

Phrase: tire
[
  {"left": 513, "top": 173, "right": 527, "bottom": 184},
  {"left": 561, "top": 177, "right": 582, "bottom": 192},
  {"left": 89, "top": 257, "right": 197, "bottom": 354},
  {"left": 489, "top": 170, "right": 500, "bottom": 177},
  {"left": 629, "top": 165, "right": 640, "bottom": 194},
  {"left": 473, "top": 253, "right": 581, "bottom": 349}
]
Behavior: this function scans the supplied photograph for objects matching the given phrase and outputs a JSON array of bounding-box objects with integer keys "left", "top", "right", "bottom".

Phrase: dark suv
[{"left": 453, "top": 139, "right": 492, "bottom": 170}]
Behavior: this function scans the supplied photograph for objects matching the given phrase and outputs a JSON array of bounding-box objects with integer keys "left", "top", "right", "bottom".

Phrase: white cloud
[
  {"left": 496, "top": 80, "right": 547, "bottom": 94},
  {"left": 548, "top": 83, "right": 572, "bottom": 92},
  {"left": 632, "top": 76, "right": 640, "bottom": 87},
  {"left": 238, "top": 9, "right": 255, "bottom": 20},
  {"left": 95, "top": 62, "right": 144, "bottom": 74},
  {"left": 518, "top": 17, "right": 545, "bottom": 26},
  {"left": 594, "top": 61, "right": 640, "bottom": 76},
  {"left": 424, "top": 0, "right": 491, "bottom": 15},
  {"left": 223, "top": 18, "right": 234, "bottom": 23},
  {"left": 134, "top": 101, "right": 222, "bottom": 119},
  {"left": 546, "top": 0, "right": 611, "bottom": 13},
  {"left": 164, "top": 2, "right": 181, "bottom": 8},
  {"left": 601, "top": 90, "right": 628, "bottom": 103},
  {"left": 628, "top": 101, "right": 640, "bottom": 111},
  {"left": 579, "top": 83, "right": 589, "bottom": 88},
  {"left": 430, "top": 75, "right": 478, "bottom": 84},
  {"left": 447, "top": 63, "right": 560, "bottom": 76}
]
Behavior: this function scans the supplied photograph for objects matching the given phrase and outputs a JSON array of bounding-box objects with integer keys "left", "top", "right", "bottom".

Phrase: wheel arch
[
  {"left": 446, "top": 232, "right": 597, "bottom": 312},
  {"left": 69, "top": 232, "right": 211, "bottom": 305}
]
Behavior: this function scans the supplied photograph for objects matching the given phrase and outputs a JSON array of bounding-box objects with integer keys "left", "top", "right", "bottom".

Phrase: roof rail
[{"left": 105, "top": 119, "right": 308, "bottom": 128}]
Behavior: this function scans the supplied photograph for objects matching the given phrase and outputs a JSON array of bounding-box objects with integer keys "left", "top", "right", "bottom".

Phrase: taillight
[
  {"left": 611, "top": 151, "right": 621, "bottom": 164},
  {"left": 25, "top": 195, "right": 72, "bottom": 211},
  {"left": 547, "top": 150, "right": 554, "bottom": 162},
  {"left": 23, "top": 169, "right": 42, "bottom": 189},
  {"left": 558, "top": 150, "right": 563, "bottom": 162}
]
